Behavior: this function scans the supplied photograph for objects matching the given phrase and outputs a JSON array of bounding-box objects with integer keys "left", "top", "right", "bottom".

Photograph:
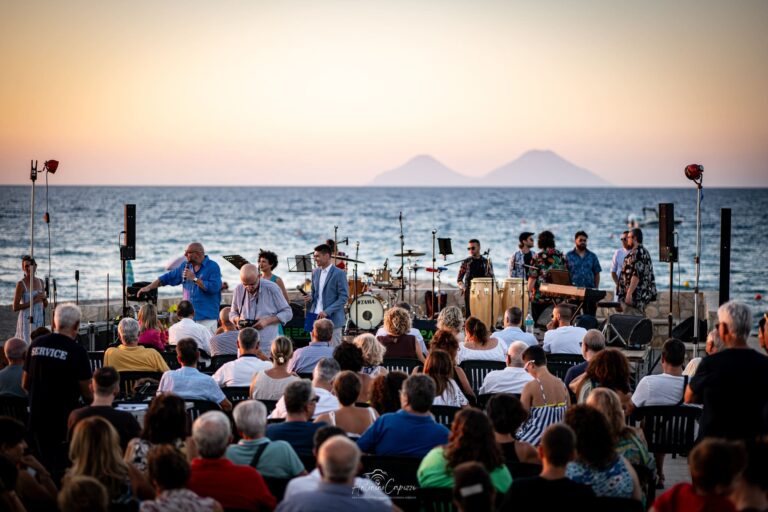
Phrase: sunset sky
[{"left": 1, "top": 0, "right": 766, "bottom": 187}]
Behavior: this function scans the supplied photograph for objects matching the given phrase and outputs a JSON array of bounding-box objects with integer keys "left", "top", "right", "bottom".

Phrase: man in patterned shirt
[{"left": 617, "top": 228, "right": 657, "bottom": 316}]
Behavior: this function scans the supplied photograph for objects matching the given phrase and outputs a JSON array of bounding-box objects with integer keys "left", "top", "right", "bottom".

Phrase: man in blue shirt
[
  {"left": 266, "top": 380, "right": 326, "bottom": 456},
  {"left": 138, "top": 242, "right": 222, "bottom": 332},
  {"left": 287, "top": 319, "right": 335, "bottom": 374},
  {"left": 565, "top": 231, "right": 602, "bottom": 316},
  {"left": 357, "top": 375, "right": 449, "bottom": 457}
]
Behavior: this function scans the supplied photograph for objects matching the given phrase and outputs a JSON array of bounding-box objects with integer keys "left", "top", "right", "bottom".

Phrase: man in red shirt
[{"left": 188, "top": 410, "right": 276, "bottom": 511}]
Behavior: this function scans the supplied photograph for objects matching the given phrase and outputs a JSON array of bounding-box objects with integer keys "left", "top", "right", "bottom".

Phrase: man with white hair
[
  {"left": 0, "top": 338, "right": 27, "bottom": 397},
  {"left": 479, "top": 341, "right": 534, "bottom": 395},
  {"left": 270, "top": 357, "right": 340, "bottom": 420},
  {"left": 212, "top": 327, "right": 271, "bottom": 387},
  {"left": 225, "top": 400, "right": 305, "bottom": 478},
  {"left": 686, "top": 301, "right": 768, "bottom": 441},
  {"left": 277, "top": 436, "right": 391, "bottom": 511},
  {"left": 188, "top": 411, "right": 276, "bottom": 511},
  {"left": 491, "top": 307, "right": 538, "bottom": 349},
  {"left": 103, "top": 317, "right": 169, "bottom": 373},
  {"left": 22, "top": 303, "right": 92, "bottom": 473},
  {"left": 563, "top": 329, "right": 606, "bottom": 388}
]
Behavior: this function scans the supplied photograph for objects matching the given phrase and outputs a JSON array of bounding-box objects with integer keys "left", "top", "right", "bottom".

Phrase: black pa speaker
[
  {"left": 671, "top": 316, "right": 708, "bottom": 343},
  {"left": 603, "top": 314, "right": 653, "bottom": 349},
  {"left": 659, "top": 203, "right": 677, "bottom": 263},
  {"left": 123, "top": 204, "right": 136, "bottom": 260}
]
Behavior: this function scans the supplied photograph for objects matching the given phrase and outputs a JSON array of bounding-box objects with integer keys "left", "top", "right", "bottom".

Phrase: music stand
[
  {"left": 288, "top": 255, "right": 314, "bottom": 333},
  {"left": 223, "top": 254, "right": 250, "bottom": 270},
  {"left": 438, "top": 238, "right": 453, "bottom": 258}
]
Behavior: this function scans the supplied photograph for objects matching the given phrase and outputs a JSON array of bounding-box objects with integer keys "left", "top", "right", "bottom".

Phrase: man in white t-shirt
[
  {"left": 491, "top": 307, "right": 538, "bottom": 349},
  {"left": 479, "top": 341, "right": 534, "bottom": 395},
  {"left": 168, "top": 300, "right": 212, "bottom": 356},
  {"left": 212, "top": 327, "right": 271, "bottom": 387},
  {"left": 610, "top": 231, "right": 630, "bottom": 293},
  {"left": 542, "top": 305, "right": 586, "bottom": 354},
  {"left": 270, "top": 357, "right": 340, "bottom": 419}
]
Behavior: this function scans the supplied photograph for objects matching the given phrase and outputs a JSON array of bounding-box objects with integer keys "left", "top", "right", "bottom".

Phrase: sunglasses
[{"left": 467, "top": 247, "right": 478, "bottom": 251}]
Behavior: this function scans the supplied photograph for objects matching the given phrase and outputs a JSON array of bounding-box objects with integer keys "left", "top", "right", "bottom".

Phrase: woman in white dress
[{"left": 13, "top": 255, "right": 47, "bottom": 342}]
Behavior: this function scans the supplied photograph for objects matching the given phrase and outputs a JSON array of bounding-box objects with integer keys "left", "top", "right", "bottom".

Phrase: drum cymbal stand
[
  {"left": 431, "top": 229, "right": 437, "bottom": 320},
  {"left": 352, "top": 241, "right": 361, "bottom": 334},
  {"left": 398, "top": 212, "right": 405, "bottom": 302}
]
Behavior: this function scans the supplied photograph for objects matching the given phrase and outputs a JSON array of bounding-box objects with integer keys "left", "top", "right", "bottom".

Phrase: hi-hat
[{"left": 394, "top": 250, "right": 425, "bottom": 257}]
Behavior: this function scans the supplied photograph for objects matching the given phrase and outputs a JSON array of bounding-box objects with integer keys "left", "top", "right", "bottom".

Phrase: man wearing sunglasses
[{"left": 456, "top": 239, "right": 494, "bottom": 317}]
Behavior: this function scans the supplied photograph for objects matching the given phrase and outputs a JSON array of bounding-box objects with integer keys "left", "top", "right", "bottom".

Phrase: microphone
[
  {"left": 685, "top": 164, "right": 703, "bottom": 182},
  {"left": 295, "top": 284, "right": 308, "bottom": 296},
  {"left": 182, "top": 263, "right": 189, "bottom": 282},
  {"left": 383, "top": 258, "right": 389, "bottom": 269}
]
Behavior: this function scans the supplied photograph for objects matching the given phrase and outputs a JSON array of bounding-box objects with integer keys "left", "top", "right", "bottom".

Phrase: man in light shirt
[
  {"left": 212, "top": 327, "right": 271, "bottom": 388},
  {"left": 271, "top": 357, "right": 339, "bottom": 420},
  {"left": 287, "top": 319, "right": 335, "bottom": 374},
  {"left": 303, "top": 244, "right": 348, "bottom": 345},
  {"left": 610, "top": 231, "right": 630, "bottom": 293},
  {"left": 542, "top": 305, "right": 586, "bottom": 354},
  {"left": 479, "top": 341, "right": 534, "bottom": 395},
  {"left": 167, "top": 300, "right": 212, "bottom": 357},
  {"left": 491, "top": 307, "right": 538, "bottom": 349}
]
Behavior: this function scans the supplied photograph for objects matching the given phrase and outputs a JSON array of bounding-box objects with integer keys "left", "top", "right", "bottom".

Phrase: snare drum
[
  {"left": 469, "top": 278, "right": 504, "bottom": 330},
  {"left": 348, "top": 294, "right": 385, "bottom": 330}
]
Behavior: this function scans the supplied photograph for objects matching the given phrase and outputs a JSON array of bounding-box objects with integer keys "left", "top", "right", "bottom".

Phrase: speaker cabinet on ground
[{"left": 603, "top": 314, "right": 653, "bottom": 349}]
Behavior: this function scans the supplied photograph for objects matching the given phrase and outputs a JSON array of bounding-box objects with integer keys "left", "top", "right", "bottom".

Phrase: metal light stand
[{"left": 692, "top": 176, "right": 703, "bottom": 357}]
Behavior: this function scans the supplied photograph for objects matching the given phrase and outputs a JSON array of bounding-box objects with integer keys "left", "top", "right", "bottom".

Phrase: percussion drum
[
  {"left": 500, "top": 278, "right": 530, "bottom": 316},
  {"left": 347, "top": 278, "right": 368, "bottom": 301},
  {"left": 372, "top": 268, "right": 392, "bottom": 286},
  {"left": 469, "top": 278, "right": 504, "bottom": 330},
  {"left": 348, "top": 294, "right": 385, "bottom": 330}
]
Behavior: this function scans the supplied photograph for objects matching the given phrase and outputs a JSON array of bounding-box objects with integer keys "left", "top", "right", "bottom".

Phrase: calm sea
[{"left": 1, "top": 186, "right": 766, "bottom": 326}]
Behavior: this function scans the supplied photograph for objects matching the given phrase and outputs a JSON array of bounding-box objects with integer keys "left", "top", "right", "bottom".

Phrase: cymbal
[
  {"left": 394, "top": 250, "right": 425, "bottom": 257},
  {"left": 333, "top": 254, "right": 365, "bottom": 264}
]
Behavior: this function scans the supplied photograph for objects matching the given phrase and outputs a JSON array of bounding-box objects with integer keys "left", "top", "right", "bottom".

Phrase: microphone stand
[
  {"left": 431, "top": 229, "right": 437, "bottom": 319},
  {"left": 28, "top": 161, "right": 38, "bottom": 342},
  {"left": 692, "top": 176, "right": 703, "bottom": 358},
  {"left": 354, "top": 241, "right": 360, "bottom": 331},
  {"left": 399, "top": 212, "right": 405, "bottom": 302},
  {"left": 486, "top": 249, "right": 497, "bottom": 329}
]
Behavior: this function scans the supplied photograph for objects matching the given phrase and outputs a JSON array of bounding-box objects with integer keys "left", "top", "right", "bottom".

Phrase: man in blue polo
[
  {"left": 139, "top": 242, "right": 222, "bottom": 332},
  {"left": 565, "top": 231, "right": 601, "bottom": 316}
]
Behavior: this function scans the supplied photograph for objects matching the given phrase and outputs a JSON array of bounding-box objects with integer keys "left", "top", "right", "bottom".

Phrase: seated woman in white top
[
  {"left": 458, "top": 316, "right": 506, "bottom": 363},
  {"left": 250, "top": 336, "right": 301, "bottom": 401},
  {"left": 315, "top": 371, "right": 378, "bottom": 436},
  {"left": 425, "top": 350, "right": 469, "bottom": 408}
]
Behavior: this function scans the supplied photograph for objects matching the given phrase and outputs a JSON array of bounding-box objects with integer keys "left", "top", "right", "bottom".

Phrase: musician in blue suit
[{"left": 303, "top": 243, "right": 349, "bottom": 345}]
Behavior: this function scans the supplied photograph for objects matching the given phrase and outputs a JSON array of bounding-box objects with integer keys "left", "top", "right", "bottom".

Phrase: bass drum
[{"left": 348, "top": 294, "right": 385, "bottom": 330}]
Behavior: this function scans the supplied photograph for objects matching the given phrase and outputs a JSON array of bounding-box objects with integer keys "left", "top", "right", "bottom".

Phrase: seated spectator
[
  {"left": 125, "top": 393, "right": 189, "bottom": 473},
  {"left": 357, "top": 374, "right": 450, "bottom": 457},
  {"left": 452, "top": 462, "right": 496, "bottom": 512},
  {"left": 212, "top": 327, "right": 271, "bottom": 387},
  {"left": 250, "top": 336, "right": 301, "bottom": 401},
  {"left": 517, "top": 345, "right": 570, "bottom": 445},
  {"left": 437, "top": 306, "right": 465, "bottom": 343},
  {"left": 137, "top": 303, "right": 167, "bottom": 352},
  {"left": 157, "top": 339, "right": 232, "bottom": 411},
  {"left": 271, "top": 357, "right": 339, "bottom": 419},
  {"left": 0, "top": 417, "right": 57, "bottom": 510},
  {"left": 684, "top": 328, "right": 724, "bottom": 376},
  {"left": 500, "top": 423, "right": 595, "bottom": 510},
  {"left": 731, "top": 439, "right": 768, "bottom": 511},
  {"left": 315, "top": 371, "right": 378, "bottom": 436},
  {"left": 65, "top": 417, "right": 154, "bottom": 507},
  {"left": 479, "top": 341, "right": 534, "bottom": 395},
  {"left": 266, "top": 380, "right": 328, "bottom": 456},
  {"left": 353, "top": 333, "right": 389, "bottom": 378},
  {"left": 375, "top": 301, "right": 429, "bottom": 356},
  {"left": 226, "top": 400, "right": 305, "bottom": 478},
  {"left": 29, "top": 326, "right": 51, "bottom": 341},
  {"left": 377, "top": 307, "right": 424, "bottom": 362},
  {"left": 587, "top": 388, "right": 655, "bottom": 488},
  {"left": 369, "top": 370, "right": 408, "bottom": 416},
  {"left": 141, "top": 444, "right": 221, "bottom": 511},
  {"left": 491, "top": 306, "right": 538, "bottom": 349},
  {"left": 284, "top": 426, "right": 391, "bottom": 503},
  {"left": 0, "top": 338, "right": 26, "bottom": 397},
  {"left": 209, "top": 307, "right": 239, "bottom": 356},
  {"left": 542, "top": 304, "right": 586, "bottom": 354},
  {"left": 686, "top": 301, "right": 768, "bottom": 441},
  {"left": 458, "top": 316, "right": 506, "bottom": 363},
  {"left": 333, "top": 342, "right": 372, "bottom": 402},
  {"left": 650, "top": 438, "right": 746, "bottom": 512},
  {"left": 429, "top": 329, "right": 474, "bottom": 401},
  {"left": 418, "top": 408, "right": 512, "bottom": 492},
  {"left": 58, "top": 475, "right": 109, "bottom": 512},
  {"left": 574, "top": 348, "right": 632, "bottom": 411},
  {"left": 277, "top": 436, "right": 390, "bottom": 511},
  {"left": 68, "top": 366, "right": 141, "bottom": 450},
  {"left": 564, "top": 404, "right": 641, "bottom": 500},
  {"left": 287, "top": 319, "right": 335, "bottom": 374},
  {"left": 563, "top": 329, "right": 605, "bottom": 388},
  {"left": 104, "top": 318, "right": 169, "bottom": 373},
  {"left": 425, "top": 350, "right": 468, "bottom": 407},
  {"left": 486, "top": 394, "right": 539, "bottom": 464},
  {"left": 168, "top": 301, "right": 212, "bottom": 356},
  {"left": 188, "top": 411, "right": 276, "bottom": 511}
]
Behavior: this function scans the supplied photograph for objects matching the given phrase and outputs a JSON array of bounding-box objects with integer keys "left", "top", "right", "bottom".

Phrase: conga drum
[
  {"left": 469, "top": 278, "right": 503, "bottom": 330},
  {"left": 500, "top": 278, "right": 531, "bottom": 316}
]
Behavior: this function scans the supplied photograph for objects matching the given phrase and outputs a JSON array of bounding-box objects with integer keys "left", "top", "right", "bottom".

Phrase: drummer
[{"left": 457, "top": 239, "right": 494, "bottom": 316}]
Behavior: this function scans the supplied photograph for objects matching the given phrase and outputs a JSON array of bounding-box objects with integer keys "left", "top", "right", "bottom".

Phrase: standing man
[
  {"left": 565, "top": 231, "right": 602, "bottom": 316},
  {"left": 229, "top": 263, "right": 293, "bottom": 353},
  {"left": 457, "top": 239, "right": 494, "bottom": 317},
  {"left": 508, "top": 232, "right": 535, "bottom": 279},
  {"left": 138, "top": 242, "right": 222, "bottom": 333},
  {"left": 617, "top": 228, "right": 657, "bottom": 316},
  {"left": 303, "top": 244, "right": 348, "bottom": 345},
  {"left": 610, "top": 231, "right": 630, "bottom": 293}
]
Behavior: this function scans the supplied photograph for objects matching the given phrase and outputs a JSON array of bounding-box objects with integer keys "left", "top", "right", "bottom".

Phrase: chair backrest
[
  {"left": 545, "top": 353, "right": 584, "bottom": 380},
  {"left": 0, "top": 396, "right": 29, "bottom": 426},
  {"left": 186, "top": 399, "right": 222, "bottom": 423},
  {"left": 632, "top": 463, "right": 656, "bottom": 506},
  {"left": 209, "top": 354, "right": 237, "bottom": 373},
  {"left": 630, "top": 405, "right": 702, "bottom": 456},
  {"left": 506, "top": 462, "right": 543, "bottom": 479},
  {"left": 360, "top": 455, "right": 422, "bottom": 503},
  {"left": 430, "top": 405, "right": 461, "bottom": 427},
  {"left": 257, "top": 399, "right": 278, "bottom": 416},
  {"left": 299, "top": 454, "right": 317, "bottom": 473},
  {"left": 118, "top": 371, "right": 163, "bottom": 399},
  {"left": 417, "top": 487, "right": 454, "bottom": 512},
  {"left": 161, "top": 352, "right": 181, "bottom": 370},
  {"left": 88, "top": 351, "right": 105, "bottom": 373},
  {"left": 382, "top": 358, "right": 423, "bottom": 374},
  {"left": 458, "top": 360, "right": 506, "bottom": 396},
  {"left": 594, "top": 496, "right": 644, "bottom": 512},
  {"left": 222, "top": 386, "right": 251, "bottom": 405}
]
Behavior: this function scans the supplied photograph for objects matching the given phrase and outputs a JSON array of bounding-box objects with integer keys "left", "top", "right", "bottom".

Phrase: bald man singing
[
  {"left": 229, "top": 263, "right": 293, "bottom": 352},
  {"left": 139, "top": 242, "right": 223, "bottom": 333}
]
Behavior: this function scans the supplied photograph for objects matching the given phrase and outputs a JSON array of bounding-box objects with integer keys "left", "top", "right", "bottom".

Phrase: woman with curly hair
[
  {"left": 527, "top": 231, "right": 566, "bottom": 321},
  {"left": 437, "top": 306, "right": 465, "bottom": 343},
  {"left": 458, "top": 316, "right": 506, "bottom": 363},
  {"left": 125, "top": 394, "right": 189, "bottom": 473},
  {"left": 424, "top": 350, "right": 468, "bottom": 407},
  {"left": 377, "top": 307, "right": 424, "bottom": 362},
  {"left": 486, "top": 394, "right": 540, "bottom": 464},
  {"left": 257, "top": 249, "right": 290, "bottom": 335},
  {"left": 576, "top": 348, "right": 632, "bottom": 410},
  {"left": 250, "top": 336, "right": 301, "bottom": 401},
  {"left": 417, "top": 408, "right": 511, "bottom": 492},
  {"left": 370, "top": 371, "right": 408, "bottom": 415},
  {"left": 429, "top": 329, "right": 475, "bottom": 401},
  {"left": 354, "top": 333, "right": 389, "bottom": 378}
]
